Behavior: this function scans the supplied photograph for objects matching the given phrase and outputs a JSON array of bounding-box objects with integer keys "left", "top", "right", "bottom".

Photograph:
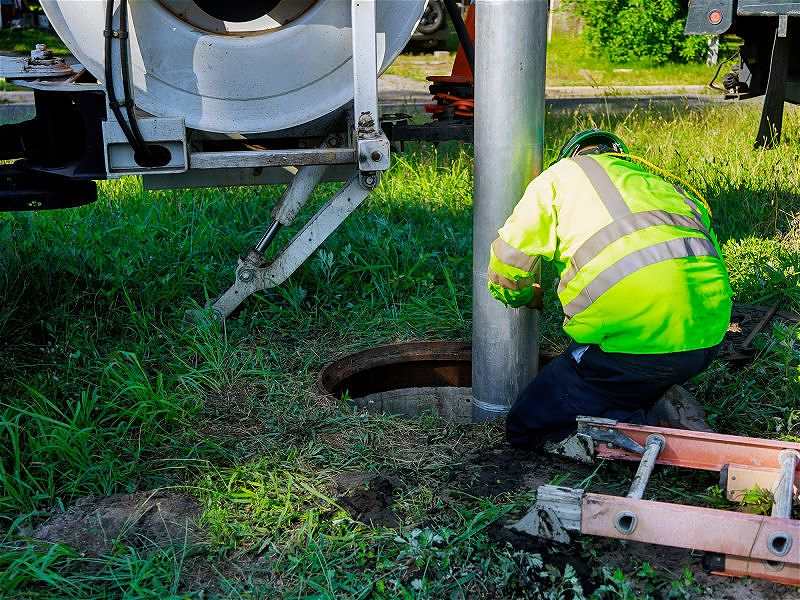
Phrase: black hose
[
  {"left": 118, "top": 0, "right": 150, "bottom": 156},
  {"left": 104, "top": 1, "right": 136, "bottom": 147},
  {"left": 442, "top": 0, "right": 474, "bottom": 76},
  {"left": 104, "top": 0, "right": 151, "bottom": 161}
]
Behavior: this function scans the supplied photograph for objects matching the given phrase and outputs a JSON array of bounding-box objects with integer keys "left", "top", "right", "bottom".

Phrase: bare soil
[
  {"left": 32, "top": 490, "right": 206, "bottom": 556},
  {"left": 335, "top": 472, "right": 401, "bottom": 527}
]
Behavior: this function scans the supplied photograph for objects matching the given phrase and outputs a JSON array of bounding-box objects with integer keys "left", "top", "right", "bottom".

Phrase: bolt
[
  {"left": 239, "top": 269, "right": 255, "bottom": 282},
  {"left": 363, "top": 175, "right": 377, "bottom": 188},
  {"left": 371, "top": 151, "right": 382, "bottom": 162},
  {"left": 31, "top": 43, "right": 52, "bottom": 60}
]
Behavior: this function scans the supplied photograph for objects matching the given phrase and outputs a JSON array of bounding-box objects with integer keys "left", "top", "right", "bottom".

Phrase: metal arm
[{"left": 211, "top": 173, "right": 374, "bottom": 319}]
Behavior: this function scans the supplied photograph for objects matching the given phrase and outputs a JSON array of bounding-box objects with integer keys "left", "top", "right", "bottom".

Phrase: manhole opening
[{"left": 318, "top": 342, "right": 552, "bottom": 425}]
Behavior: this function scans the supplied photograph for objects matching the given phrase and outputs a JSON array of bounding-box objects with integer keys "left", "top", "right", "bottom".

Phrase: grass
[
  {"left": 0, "top": 28, "right": 69, "bottom": 56},
  {"left": 0, "top": 103, "right": 798, "bottom": 597},
  {"left": 387, "top": 31, "right": 723, "bottom": 88}
]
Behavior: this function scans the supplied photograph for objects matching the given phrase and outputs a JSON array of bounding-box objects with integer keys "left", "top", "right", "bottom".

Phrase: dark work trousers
[{"left": 505, "top": 343, "right": 720, "bottom": 449}]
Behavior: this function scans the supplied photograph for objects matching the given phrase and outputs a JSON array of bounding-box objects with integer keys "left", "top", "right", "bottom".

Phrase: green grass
[
  {"left": 0, "top": 104, "right": 798, "bottom": 597},
  {"left": 387, "top": 31, "right": 723, "bottom": 87},
  {"left": 0, "top": 28, "right": 69, "bottom": 56}
]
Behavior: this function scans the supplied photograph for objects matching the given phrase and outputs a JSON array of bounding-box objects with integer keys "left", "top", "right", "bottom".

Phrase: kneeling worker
[{"left": 488, "top": 130, "right": 732, "bottom": 448}]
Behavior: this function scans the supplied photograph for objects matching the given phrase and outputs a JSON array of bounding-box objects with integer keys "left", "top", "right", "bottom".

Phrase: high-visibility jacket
[{"left": 488, "top": 154, "right": 732, "bottom": 354}]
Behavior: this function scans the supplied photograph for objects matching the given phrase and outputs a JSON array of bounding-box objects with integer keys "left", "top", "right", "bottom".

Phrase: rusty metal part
[
  {"left": 722, "top": 303, "right": 799, "bottom": 364},
  {"left": 741, "top": 300, "right": 782, "bottom": 349},
  {"left": 576, "top": 417, "right": 645, "bottom": 455},
  {"left": 0, "top": 50, "right": 74, "bottom": 79}
]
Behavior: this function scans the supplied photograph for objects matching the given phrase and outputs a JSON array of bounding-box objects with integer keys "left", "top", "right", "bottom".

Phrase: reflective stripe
[
  {"left": 488, "top": 268, "right": 534, "bottom": 291},
  {"left": 558, "top": 210, "right": 707, "bottom": 293},
  {"left": 572, "top": 156, "right": 631, "bottom": 218},
  {"left": 673, "top": 184, "right": 709, "bottom": 235},
  {"left": 492, "top": 237, "right": 537, "bottom": 272},
  {"left": 562, "top": 237, "right": 719, "bottom": 318}
]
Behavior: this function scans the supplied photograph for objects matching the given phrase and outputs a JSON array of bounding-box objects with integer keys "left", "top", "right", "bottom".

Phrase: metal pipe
[
  {"left": 254, "top": 165, "right": 328, "bottom": 255},
  {"left": 627, "top": 435, "right": 665, "bottom": 500},
  {"left": 472, "top": 0, "right": 547, "bottom": 421},
  {"left": 254, "top": 221, "right": 282, "bottom": 254},
  {"left": 772, "top": 449, "right": 799, "bottom": 518}
]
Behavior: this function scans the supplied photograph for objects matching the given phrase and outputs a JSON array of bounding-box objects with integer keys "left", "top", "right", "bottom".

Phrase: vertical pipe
[
  {"left": 472, "top": 0, "right": 548, "bottom": 421},
  {"left": 772, "top": 450, "right": 799, "bottom": 519}
]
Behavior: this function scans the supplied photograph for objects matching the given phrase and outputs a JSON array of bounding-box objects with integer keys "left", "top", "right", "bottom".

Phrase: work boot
[{"left": 646, "top": 385, "right": 713, "bottom": 432}]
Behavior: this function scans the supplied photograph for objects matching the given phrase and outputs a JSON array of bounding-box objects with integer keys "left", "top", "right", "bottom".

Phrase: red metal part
[
  {"left": 581, "top": 493, "right": 799, "bottom": 566},
  {"left": 593, "top": 421, "right": 800, "bottom": 476},
  {"left": 569, "top": 419, "right": 800, "bottom": 586},
  {"left": 425, "top": 4, "right": 475, "bottom": 119},
  {"left": 717, "top": 555, "right": 800, "bottom": 586}
]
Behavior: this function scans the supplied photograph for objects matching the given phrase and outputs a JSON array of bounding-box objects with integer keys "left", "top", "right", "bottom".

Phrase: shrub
[{"left": 566, "top": 0, "right": 708, "bottom": 64}]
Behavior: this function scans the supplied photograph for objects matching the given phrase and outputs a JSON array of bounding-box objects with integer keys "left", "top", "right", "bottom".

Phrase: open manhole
[
  {"left": 318, "top": 342, "right": 556, "bottom": 424},
  {"left": 318, "top": 341, "right": 475, "bottom": 423}
]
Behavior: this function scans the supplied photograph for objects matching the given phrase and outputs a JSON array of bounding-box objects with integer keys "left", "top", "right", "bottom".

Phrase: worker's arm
[{"left": 488, "top": 174, "right": 558, "bottom": 309}]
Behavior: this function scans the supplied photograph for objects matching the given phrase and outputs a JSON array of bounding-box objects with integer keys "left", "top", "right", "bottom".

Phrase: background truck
[{"left": 686, "top": 0, "right": 800, "bottom": 146}]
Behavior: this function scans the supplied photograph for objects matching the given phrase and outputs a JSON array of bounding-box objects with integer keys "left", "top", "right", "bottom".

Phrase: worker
[{"left": 488, "top": 130, "right": 732, "bottom": 449}]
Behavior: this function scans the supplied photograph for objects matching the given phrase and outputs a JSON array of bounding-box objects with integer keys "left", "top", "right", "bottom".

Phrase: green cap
[{"left": 557, "top": 129, "right": 629, "bottom": 161}]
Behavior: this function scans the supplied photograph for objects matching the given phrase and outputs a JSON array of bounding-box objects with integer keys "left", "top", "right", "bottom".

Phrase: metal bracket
[
  {"left": 211, "top": 172, "right": 374, "bottom": 319},
  {"left": 510, "top": 485, "right": 584, "bottom": 543},
  {"left": 351, "top": 0, "right": 391, "bottom": 173},
  {"left": 102, "top": 116, "right": 188, "bottom": 176},
  {"left": 576, "top": 417, "right": 646, "bottom": 455}
]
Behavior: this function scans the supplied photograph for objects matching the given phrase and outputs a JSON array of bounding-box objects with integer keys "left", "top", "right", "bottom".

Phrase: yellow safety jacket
[{"left": 488, "top": 154, "right": 733, "bottom": 354}]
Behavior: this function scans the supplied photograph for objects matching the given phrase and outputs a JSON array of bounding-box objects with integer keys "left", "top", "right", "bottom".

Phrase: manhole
[
  {"left": 318, "top": 341, "right": 474, "bottom": 423},
  {"left": 318, "top": 341, "right": 555, "bottom": 424}
]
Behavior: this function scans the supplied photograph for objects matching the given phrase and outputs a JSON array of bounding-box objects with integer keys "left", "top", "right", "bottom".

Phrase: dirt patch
[
  {"left": 448, "top": 446, "right": 584, "bottom": 497},
  {"left": 180, "top": 554, "right": 278, "bottom": 597},
  {"left": 335, "top": 473, "right": 400, "bottom": 527},
  {"left": 448, "top": 447, "right": 539, "bottom": 496},
  {"left": 33, "top": 490, "right": 205, "bottom": 556}
]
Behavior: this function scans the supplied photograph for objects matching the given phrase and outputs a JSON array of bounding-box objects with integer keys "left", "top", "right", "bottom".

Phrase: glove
[{"left": 526, "top": 284, "right": 543, "bottom": 310}]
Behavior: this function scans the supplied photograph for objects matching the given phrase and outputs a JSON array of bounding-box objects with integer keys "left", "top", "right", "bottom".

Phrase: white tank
[{"left": 41, "top": 0, "right": 425, "bottom": 134}]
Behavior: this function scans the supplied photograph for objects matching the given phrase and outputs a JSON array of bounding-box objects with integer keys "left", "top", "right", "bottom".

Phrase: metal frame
[
  {"left": 209, "top": 1, "right": 391, "bottom": 319},
  {"left": 515, "top": 418, "right": 800, "bottom": 586}
]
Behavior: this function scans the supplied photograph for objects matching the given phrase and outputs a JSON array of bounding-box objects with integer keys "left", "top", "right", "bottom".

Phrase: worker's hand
[{"left": 526, "top": 284, "right": 543, "bottom": 310}]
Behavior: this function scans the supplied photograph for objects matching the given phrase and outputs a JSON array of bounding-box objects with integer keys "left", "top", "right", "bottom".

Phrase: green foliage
[
  {"left": 739, "top": 485, "right": 774, "bottom": 515},
  {"left": 724, "top": 236, "right": 800, "bottom": 309},
  {"left": 566, "top": 0, "right": 708, "bottom": 64}
]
